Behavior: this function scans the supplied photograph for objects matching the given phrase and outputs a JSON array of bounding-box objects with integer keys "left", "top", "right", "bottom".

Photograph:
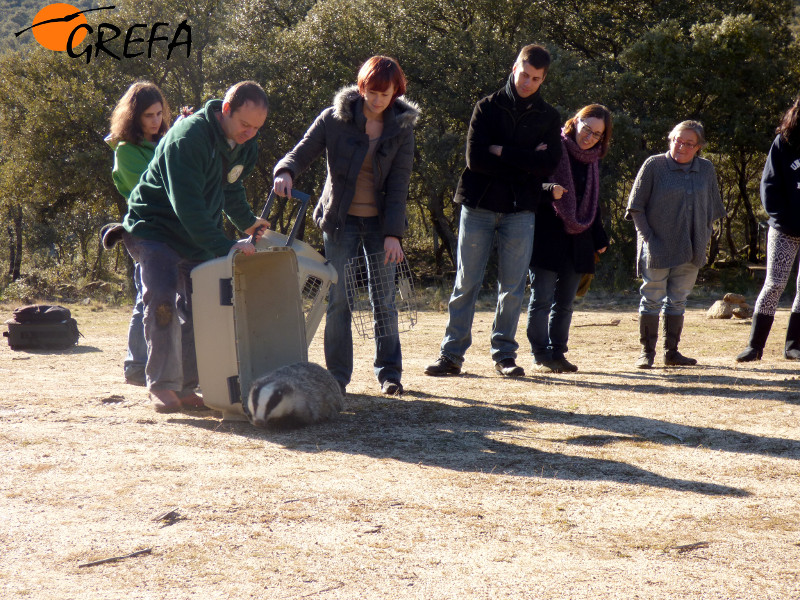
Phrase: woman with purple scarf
[{"left": 527, "top": 104, "right": 612, "bottom": 373}]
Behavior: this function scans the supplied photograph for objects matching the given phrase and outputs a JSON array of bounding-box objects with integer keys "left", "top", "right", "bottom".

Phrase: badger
[{"left": 245, "top": 361, "right": 343, "bottom": 429}]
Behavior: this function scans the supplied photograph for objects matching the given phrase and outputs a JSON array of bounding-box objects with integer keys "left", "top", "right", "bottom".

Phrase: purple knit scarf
[{"left": 551, "top": 130, "right": 603, "bottom": 234}]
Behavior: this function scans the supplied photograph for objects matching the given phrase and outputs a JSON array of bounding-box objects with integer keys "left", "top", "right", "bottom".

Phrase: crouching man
[{"left": 121, "top": 81, "right": 270, "bottom": 412}]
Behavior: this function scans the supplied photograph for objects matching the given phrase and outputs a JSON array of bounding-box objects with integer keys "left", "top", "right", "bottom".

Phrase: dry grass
[{"left": 1, "top": 299, "right": 800, "bottom": 599}]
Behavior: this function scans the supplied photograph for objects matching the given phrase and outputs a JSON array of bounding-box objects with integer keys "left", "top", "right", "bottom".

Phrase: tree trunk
[
  {"left": 724, "top": 194, "right": 741, "bottom": 260},
  {"left": 735, "top": 151, "right": 759, "bottom": 263},
  {"left": 426, "top": 193, "right": 457, "bottom": 272},
  {"left": 8, "top": 204, "right": 22, "bottom": 281}
]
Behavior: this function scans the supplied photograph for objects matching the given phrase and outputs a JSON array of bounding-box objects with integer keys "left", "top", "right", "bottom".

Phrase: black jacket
[
  {"left": 761, "top": 134, "right": 800, "bottom": 237},
  {"left": 533, "top": 159, "right": 609, "bottom": 275},
  {"left": 454, "top": 76, "right": 561, "bottom": 213}
]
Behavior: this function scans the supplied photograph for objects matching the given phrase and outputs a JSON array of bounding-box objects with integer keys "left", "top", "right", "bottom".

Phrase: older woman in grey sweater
[{"left": 626, "top": 121, "right": 726, "bottom": 368}]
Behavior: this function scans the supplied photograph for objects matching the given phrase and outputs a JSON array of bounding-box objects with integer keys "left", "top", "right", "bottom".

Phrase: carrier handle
[{"left": 250, "top": 189, "right": 311, "bottom": 247}]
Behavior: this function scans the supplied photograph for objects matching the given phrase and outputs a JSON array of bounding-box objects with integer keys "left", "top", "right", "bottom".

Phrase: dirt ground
[{"left": 2, "top": 297, "right": 800, "bottom": 599}]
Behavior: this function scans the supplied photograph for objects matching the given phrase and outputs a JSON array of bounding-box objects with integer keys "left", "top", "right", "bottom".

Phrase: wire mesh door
[{"left": 344, "top": 250, "right": 417, "bottom": 340}]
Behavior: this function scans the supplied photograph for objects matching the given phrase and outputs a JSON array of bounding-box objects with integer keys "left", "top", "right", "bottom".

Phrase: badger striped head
[{"left": 245, "top": 380, "right": 300, "bottom": 428}]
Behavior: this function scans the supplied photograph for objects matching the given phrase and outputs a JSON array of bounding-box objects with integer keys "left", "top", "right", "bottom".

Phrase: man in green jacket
[{"left": 122, "top": 80, "right": 269, "bottom": 412}]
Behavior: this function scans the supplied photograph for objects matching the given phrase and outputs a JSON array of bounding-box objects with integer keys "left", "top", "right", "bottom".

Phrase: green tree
[{"left": 616, "top": 13, "right": 799, "bottom": 264}]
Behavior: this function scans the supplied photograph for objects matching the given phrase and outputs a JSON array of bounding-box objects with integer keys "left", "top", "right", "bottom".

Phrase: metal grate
[
  {"left": 344, "top": 251, "right": 417, "bottom": 340},
  {"left": 301, "top": 275, "right": 324, "bottom": 315}
]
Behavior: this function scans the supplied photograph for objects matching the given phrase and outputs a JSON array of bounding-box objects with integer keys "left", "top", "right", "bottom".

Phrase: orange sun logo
[
  {"left": 15, "top": 4, "right": 115, "bottom": 52},
  {"left": 31, "top": 3, "right": 88, "bottom": 51}
]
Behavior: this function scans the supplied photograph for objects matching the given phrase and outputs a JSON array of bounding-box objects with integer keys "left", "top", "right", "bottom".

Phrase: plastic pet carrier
[
  {"left": 253, "top": 190, "right": 338, "bottom": 345},
  {"left": 191, "top": 189, "right": 336, "bottom": 420}
]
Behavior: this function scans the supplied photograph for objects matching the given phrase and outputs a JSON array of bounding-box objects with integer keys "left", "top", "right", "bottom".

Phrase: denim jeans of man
[
  {"left": 639, "top": 262, "right": 699, "bottom": 316},
  {"left": 527, "top": 262, "right": 583, "bottom": 361},
  {"left": 122, "top": 233, "right": 200, "bottom": 393},
  {"left": 123, "top": 262, "right": 148, "bottom": 383},
  {"left": 440, "top": 205, "right": 535, "bottom": 366},
  {"left": 323, "top": 216, "right": 401, "bottom": 388}
]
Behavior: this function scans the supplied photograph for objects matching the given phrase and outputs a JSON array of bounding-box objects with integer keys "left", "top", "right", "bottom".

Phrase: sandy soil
[{"left": 2, "top": 300, "right": 799, "bottom": 599}]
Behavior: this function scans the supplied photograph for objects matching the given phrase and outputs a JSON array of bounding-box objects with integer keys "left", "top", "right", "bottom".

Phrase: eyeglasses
[
  {"left": 672, "top": 138, "right": 699, "bottom": 149},
  {"left": 577, "top": 118, "right": 604, "bottom": 141}
]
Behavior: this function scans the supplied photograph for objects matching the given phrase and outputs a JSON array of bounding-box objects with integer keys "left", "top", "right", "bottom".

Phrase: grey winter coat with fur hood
[{"left": 273, "top": 86, "right": 420, "bottom": 239}]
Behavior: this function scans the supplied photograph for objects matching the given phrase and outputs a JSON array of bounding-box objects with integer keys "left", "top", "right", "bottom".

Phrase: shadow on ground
[{"left": 175, "top": 389, "right": 760, "bottom": 497}]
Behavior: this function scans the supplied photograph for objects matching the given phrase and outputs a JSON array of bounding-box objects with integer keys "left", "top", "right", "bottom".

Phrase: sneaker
[
  {"left": 495, "top": 358, "right": 525, "bottom": 377},
  {"left": 533, "top": 358, "right": 563, "bottom": 373},
  {"left": 556, "top": 357, "right": 578, "bottom": 373},
  {"left": 381, "top": 379, "right": 403, "bottom": 396},
  {"left": 338, "top": 382, "right": 347, "bottom": 396},
  {"left": 124, "top": 368, "right": 146, "bottom": 387},
  {"left": 424, "top": 356, "right": 461, "bottom": 376}
]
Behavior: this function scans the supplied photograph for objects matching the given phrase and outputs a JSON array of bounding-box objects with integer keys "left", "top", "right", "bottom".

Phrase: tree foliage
[{"left": 1, "top": 0, "right": 799, "bottom": 298}]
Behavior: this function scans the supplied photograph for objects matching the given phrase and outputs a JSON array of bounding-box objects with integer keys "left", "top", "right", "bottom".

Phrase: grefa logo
[{"left": 14, "top": 3, "right": 191, "bottom": 64}]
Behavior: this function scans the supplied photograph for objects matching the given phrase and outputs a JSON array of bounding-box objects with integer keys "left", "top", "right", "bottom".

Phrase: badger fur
[{"left": 245, "top": 361, "right": 343, "bottom": 428}]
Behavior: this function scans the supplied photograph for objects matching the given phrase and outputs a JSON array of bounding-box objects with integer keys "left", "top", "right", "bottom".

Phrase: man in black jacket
[{"left": 425, "top": 44, "right": 561, "bottom": 377}]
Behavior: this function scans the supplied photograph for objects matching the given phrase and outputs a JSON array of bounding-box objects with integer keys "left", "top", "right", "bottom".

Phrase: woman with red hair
[{"left": 273, "top": 56, "right": 420, "bottom": 396}]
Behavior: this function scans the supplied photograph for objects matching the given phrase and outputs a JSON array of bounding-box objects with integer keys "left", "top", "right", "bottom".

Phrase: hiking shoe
[
  {"left": 664, "top": 350, "right": 697, "bottom": 366},
  {"left": 424, "top": 356, "right": 461, "bottom": 376},
  {"left": 556, "top": 357, "right": 578, "bottom": 373},
  {"left": 124, "top": 367, "right": 146, "bottom": 387},
  {"left": 533, "top": 358, "right": 563, "bottom": 373},
  {"left": 381, "top": 379, "right": 403, "bottom": 396},
  {"left": 635, "top": 352, "right": 655, "bottom": 369},
  {"left": 495, "top": 358, "right": 524, "bottom": 377}
]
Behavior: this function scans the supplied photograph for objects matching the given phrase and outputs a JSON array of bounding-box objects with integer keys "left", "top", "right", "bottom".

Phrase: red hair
[{"left": 357, "top": 55, "right": 407, "bottom": 104}]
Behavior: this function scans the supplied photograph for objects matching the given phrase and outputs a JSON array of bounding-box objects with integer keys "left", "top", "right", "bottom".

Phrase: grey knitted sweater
[{"left": 625, "top": 152, "right": 725, "bottom": 275}]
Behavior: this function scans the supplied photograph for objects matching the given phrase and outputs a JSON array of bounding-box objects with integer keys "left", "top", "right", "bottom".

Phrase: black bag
[{"left": 3, "top": 304, "right": 81, "bottom": 350}]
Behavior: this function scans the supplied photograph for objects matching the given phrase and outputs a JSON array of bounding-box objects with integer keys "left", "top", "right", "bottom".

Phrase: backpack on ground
[{"left": 3, "top": 304, "right": 81, "bottom": 350}]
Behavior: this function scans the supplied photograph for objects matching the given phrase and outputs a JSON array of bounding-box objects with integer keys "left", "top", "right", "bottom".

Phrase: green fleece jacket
[
  {"left": 106, "top": 136, "right": 156, "bottom": 200},
  {"left": 123, "top": 99, "right": 259, "bottom": 261}
]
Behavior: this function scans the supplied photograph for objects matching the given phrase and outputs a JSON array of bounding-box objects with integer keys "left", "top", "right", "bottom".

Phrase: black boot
[
  {"left": 636, "top": 313, "right": 659, "bottom": 368},
  {"left": 785, "top": 312, "right": 800, "bottom": 360},
  {"left": 736, "top": 313, "right": 774, "bottom": 362},
  {"left": 663, "top": 314, "right": 697, "bottom": 366}
]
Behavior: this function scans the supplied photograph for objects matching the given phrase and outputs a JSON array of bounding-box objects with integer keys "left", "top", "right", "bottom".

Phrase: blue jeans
[
  {"left": 324, "top": 216, "right": 402, "bottom": 387},
  {"left": 440, "top": 206, "right": 535, "bottom": 366},
  {"left": 123, "top": 262, "right": 148, "bottom": 382},
  {"left": 526, "top": 264, "right": 583, "bottom": 361},
  {"left": 639, "top": 262, "right": 699, "bottom": 316},
  {"left": 122, "top": 234, "right": 200, "bottom": 394}
]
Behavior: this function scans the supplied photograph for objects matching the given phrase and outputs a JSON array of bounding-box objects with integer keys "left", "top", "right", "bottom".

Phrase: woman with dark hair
[
  {"left": 106, "top": 81, "right": 171, "bottom": 386},
  {"left": 527, "top": 104, "right": 612, "bottom": 373},
  {"left": 273, "top": 56, "right": 419, "bottom": 396},
  {"left": 626, "top": 120, "right": 725, "bottom": 368},
  {"left": 737, "top": 97, "right": 800, "bottom": 361}
]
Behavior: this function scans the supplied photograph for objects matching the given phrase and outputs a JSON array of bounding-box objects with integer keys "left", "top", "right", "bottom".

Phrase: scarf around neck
[{"left": 551, "top": 130, "right": 603, "bottom": 234}]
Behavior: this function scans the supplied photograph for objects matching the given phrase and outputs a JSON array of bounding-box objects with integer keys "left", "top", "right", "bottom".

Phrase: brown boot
[
  {"left": 636, "top": 313, "right": 659, "bottom": 368},
  {"left": 663, "top": 314, "right": 697, "bottom": 366}
]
